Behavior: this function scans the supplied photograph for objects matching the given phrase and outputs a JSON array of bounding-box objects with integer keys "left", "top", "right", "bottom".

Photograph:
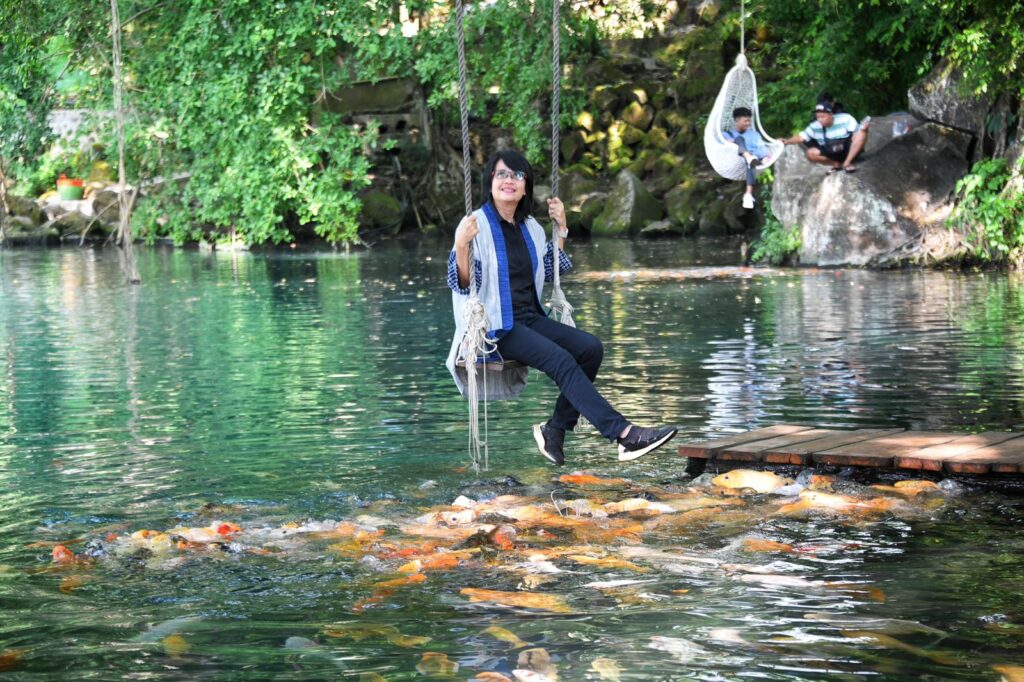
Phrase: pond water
[{"left": 1, "top": 241, "right": 1023, "bottom": 680}]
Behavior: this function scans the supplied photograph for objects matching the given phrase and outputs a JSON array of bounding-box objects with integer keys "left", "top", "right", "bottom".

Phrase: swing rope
[
  {"left": 740, "top": 0, "right": 745, "bottom": 55},
  {"left": 453, "top": 0, "right": 575, "bottom": 469},
  {"left": 455, "top": 0, "right": 491, "bottom": 472},
  {"left": 546, "top": 0, "right": 575, "bottom": 328}
]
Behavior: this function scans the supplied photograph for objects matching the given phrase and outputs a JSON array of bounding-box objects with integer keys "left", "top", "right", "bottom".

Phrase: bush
[{"left": 949, "top": 157, "right": 1024, "bottom": 262}]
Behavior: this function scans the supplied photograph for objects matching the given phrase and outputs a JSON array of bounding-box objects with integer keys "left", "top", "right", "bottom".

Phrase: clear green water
[{"left": 1, "top": 242, "right": 1024, "bottom": 680}]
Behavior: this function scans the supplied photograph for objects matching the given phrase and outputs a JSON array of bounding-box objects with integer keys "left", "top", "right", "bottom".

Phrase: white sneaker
[{"left": 742, "top": 194, "right": 755, "bottom": 209}]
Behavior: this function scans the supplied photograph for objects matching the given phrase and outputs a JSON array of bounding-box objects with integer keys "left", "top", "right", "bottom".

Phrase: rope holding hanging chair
[{"left": 702, "top": 1, "right": 784, "bottom": 181}]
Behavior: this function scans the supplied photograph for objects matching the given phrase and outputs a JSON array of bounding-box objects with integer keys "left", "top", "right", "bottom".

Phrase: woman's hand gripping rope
[{"left": 546, "top": 197, "right": 575, "bottom": 328}]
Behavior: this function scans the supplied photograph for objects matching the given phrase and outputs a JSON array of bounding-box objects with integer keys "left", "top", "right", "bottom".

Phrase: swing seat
[
  {"left": 455, "top": 357, "right": 525, "bottom": 371},
  {"left": 703, "top": 54, "right": 784, "bottom": 181}
]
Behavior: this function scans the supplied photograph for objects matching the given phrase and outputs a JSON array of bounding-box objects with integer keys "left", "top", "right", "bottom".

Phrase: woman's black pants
[{"left": 496, "top": 315, "right": 629, "bottom": 440}]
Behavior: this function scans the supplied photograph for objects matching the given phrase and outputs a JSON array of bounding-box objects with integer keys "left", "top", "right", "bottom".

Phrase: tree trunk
[{"left": 111, "top": 0, "right": 141, "bottom": 283}]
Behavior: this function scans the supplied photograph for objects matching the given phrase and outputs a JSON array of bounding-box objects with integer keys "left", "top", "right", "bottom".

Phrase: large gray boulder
[
  {"left": 591, "top": 170, "right": 663, "bottom": 236},
  {"left": 772, "top": 120, "right": 971, "bottom": 266},
  {"left": 908, "top": 58, "right": 990, "bottom": 139}
]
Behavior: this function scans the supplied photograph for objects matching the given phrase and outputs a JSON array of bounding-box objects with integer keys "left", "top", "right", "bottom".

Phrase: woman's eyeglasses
[{"left": 493, "top": 170, "right": 527, "bottom": 182}]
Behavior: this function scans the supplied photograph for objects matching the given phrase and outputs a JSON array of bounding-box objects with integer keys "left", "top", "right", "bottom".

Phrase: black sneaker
[
  {"left": 533, "top": 422, "right": 565, "bottom": 466},
  {"left": 617, "top": 425, "right": 678, "bottom": 462}
]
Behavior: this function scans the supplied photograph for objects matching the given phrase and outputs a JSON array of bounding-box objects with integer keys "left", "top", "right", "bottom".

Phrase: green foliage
[
  {"left": 2, "top": 0, "right": 645, "bottom": 244},
  {"left": 413, "top": 0, "right": 599, "bottom": 166},
  {"left": 118, "top": 0, "right": 391, "bottom": 245},
  {"left": 751, "top": 169, "right": 801, "bottom": 264},
  {"left": 751, "top": 211, "right": 801, "bottom": 265},
  {"left": 949, "top": 157, "right": 1024, "bottom": 261},
  {"left": 12, "top": 142, "right": 93, "bottom": 197},
  {"left": 749, "top": 0, "right": 1024, "bottom": 135}
]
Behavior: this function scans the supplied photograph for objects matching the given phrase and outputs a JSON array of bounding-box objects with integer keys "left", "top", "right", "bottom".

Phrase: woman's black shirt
[{"left": 499, "top": 217, "right": 544, "bottom": 322}]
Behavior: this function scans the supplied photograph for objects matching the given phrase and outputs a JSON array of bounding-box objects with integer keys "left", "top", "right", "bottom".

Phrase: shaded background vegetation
[{"left": 1, "top": 0, "right": 1020, "bottom": 251}]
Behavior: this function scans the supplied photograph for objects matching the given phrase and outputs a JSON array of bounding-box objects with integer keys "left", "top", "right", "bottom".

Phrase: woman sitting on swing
[{"left": 446, "top": 149, "right": 677, "bottom": 466}]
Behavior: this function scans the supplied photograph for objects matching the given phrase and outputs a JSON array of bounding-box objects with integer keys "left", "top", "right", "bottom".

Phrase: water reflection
[{"left": 1, "top": 243, "right": 1023, "bottom": 679}]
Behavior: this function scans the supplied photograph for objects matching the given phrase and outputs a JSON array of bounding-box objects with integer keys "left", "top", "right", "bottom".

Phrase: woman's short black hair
[
  {"left": 732, "top": 106, "right": 753, "bottom": 119},
  {"left": 480, "top": 149, "right": 534, "bottom": 224}
]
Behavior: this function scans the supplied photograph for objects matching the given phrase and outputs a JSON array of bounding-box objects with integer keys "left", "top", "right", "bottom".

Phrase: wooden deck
[{"left": 678, "top": 426, "right": 1024, "bottom": 476}]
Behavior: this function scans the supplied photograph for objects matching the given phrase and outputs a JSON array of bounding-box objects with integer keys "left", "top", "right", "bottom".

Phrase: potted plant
[{"left": 56, "top": 173, "right": 85, "bottom": 201}]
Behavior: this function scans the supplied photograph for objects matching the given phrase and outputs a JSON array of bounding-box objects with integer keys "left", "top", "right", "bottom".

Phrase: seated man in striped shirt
[{"left": 782, "top": 102, "right": 870, "bottom": 173}]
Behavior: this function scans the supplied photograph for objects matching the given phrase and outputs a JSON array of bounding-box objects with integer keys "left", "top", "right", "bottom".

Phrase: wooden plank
[
  {"left": 720, "top": 429, "right": 840, "bottom": 463},
  {"left": 677, "top": 425, "right": 814, "bottom": 459},
  {"left": 813, "top": 431, "right": 961, "bottom": 468},
  {"left": 895, "top": 432, "right": 1023, "bottom": 471},
  {"left": 761, "top": 428, "right": 904, "bottom": 465},
  {"left": 944, "top": 437, "right": 1024, "bottom": 475}
]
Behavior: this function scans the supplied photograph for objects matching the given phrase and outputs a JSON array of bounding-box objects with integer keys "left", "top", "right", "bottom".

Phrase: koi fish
[
  {"left": 460, "top": 588, "right": 571, "bottom": 613},
  {"left": 712, "top": 470, "right": 792, "bottom": 494}
]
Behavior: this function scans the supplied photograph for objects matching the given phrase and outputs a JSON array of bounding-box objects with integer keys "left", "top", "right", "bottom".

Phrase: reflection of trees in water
[
  {"left": 763, "top": 271, "right": 1024, "bottom": 430},
  {"left": 703, "top": 320, "right": 785, "bottom": 431}
]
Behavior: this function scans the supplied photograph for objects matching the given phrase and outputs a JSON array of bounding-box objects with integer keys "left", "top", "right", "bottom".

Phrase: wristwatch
[{"left": 556, "top": 226, "right": 568, "bottom": 239}]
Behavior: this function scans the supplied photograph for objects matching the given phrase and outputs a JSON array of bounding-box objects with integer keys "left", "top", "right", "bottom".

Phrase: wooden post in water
[{"left": 110, "top": 0, "right": 141, "bottom": 284}]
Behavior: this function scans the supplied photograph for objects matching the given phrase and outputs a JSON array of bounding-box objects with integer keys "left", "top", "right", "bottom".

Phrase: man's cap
[{"left": 815, "top": 103, "right": 834, "bottom": 114}]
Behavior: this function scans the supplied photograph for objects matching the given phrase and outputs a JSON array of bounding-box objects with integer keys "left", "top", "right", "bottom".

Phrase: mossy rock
[
  {"left": 568, "top": 192, "right": 608, "bottom": 234},
  {"left": 696, "top": 0, "right": 720, "bottom": 24},
  {"left": 561, "top": 130, "right": 587, "bottom": 163},
  {"left": 665, "top": 170, "right": 722, "bottom": 233},
  {"left": 87, "top": 160, "right": 115, "bottom": 183},
  {"left": 580, "top": 59, "right": 626, "bottom": 87},
  {"left": 671, "top": 128, "right": 700, "bottom": 156},
  {"left": 590, "top": 86, "right": 622, "bottom": 113},
  {"left": 672, "top": 27, "right": 724, "bottom": 104},
  {"left": 561, "top": 171, "right": 603, "bottom": 207},
  {"left": 657, "top": 110, "right": 690, "bottom": 133},
  {"left": 581, "top": 152, "right": 604, "bottom": 171},
  {"left": 647, "top": 154, "right": 685, "bottom": 193},
  {"left": 584, "top": 130, "right": 607, "bottom": 147},
  {"left": 6, "top": 194, "right": 43, "bottom": 225},
  {"left": 563, "top": 163, "right": 598, "bottom": 179},
  {"left": 576, "top": 111, "right": 596, "bottom": 132},
  {"left": 359, "top": 189, "right": 403, "bottom": 233},
  {"left": 697, "top": 199, "right": 731, "bottom": 236},
  {"left": 2, "top": 218, "right": 59, "bottom": 244},
  {"left": 614, "top": 85, "right": 648, "bottom": 106},
  {"left": 622, "top": 124, "right": 646, "bottom": 147},
  {"left": 52, "top": 210, "right": 95, "bottom": 237},
  {"left": 627, "top": 149, "right": 660, "bottom": 176},
  {"left": 92, "top": 188, "right": 122, "bottom": 224},
  {"left": 619, "top": 102, "right": 656, "bottom": 131},
  {"left": 591, "top": 170, "right": 664, "bottom": 236},
  {"left": 606, "top": 122, "right": 626, "bottom": 154},
  {"left": 645, "top": 127, "right": 671, "bottom": 150},
  {"left": 607, "top": 154, "right": 634, "bottom": 175}
]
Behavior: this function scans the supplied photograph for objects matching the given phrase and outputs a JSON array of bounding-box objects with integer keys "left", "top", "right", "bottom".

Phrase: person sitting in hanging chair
[
  {"left": 782, "top": 102, "right": 870, "bottom": 173},
  {"left": 446, "top": 149, "right": 678, "bottom": 466},
  {"left": 726, "top": 107, "right": 768, "bottom": 210}
]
